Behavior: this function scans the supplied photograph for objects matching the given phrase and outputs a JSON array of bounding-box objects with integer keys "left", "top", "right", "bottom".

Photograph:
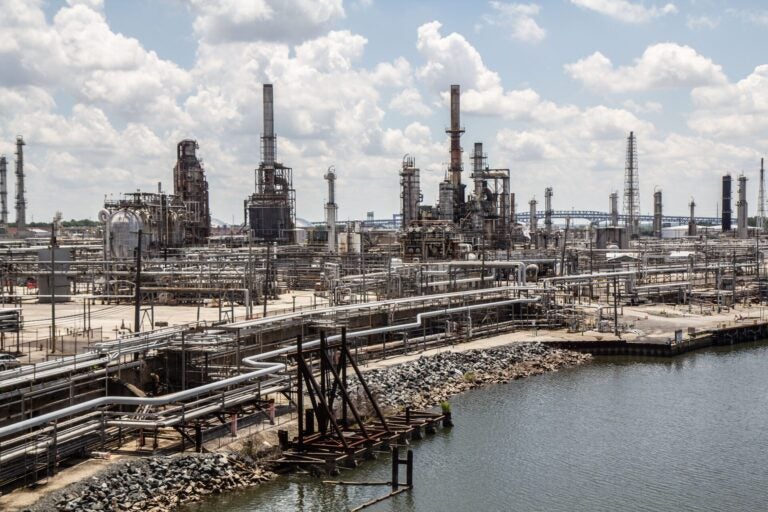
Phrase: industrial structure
[
  {"left": 246, "top": 84, "right": 296, "bottom": 244},
  {"left": 3, "top": 79, "right": 768, "bottom": 503},
  {"left": 623, "top": 131, "right": 639, "bottom": 238},
  {"left": 653, "top": 189, "right": 662, "bottom": 239},
  {"left": 737, "top": 174, "right": 748, "bottom": 239},
  {"left": 0, "top": 155, "right": 7, "bottom": 227},
  {"left": 173, "top": 140, "right": 211, "bottom": 245},
  {"left": 722, "top": 174, "right": 732, "bottom": 232},
  {"left": 14, "top": 136, "right": 26, "bottom": 233},
  {"left": 759, "top": 158, "right": 765, "bottom": 231},
  {"left": 324, "top": 166, "right": 338, "bottom": 253}
]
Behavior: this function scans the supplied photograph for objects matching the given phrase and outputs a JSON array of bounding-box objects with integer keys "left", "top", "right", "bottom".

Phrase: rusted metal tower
[
  {"left": 400, "top": 155, "right": 420, "bottom": 229},
  {"left": 623, "top": 131, "right": 639, "bottom": 238},
  {"left": 173, "top": 139, "right": 210, "bottom": 244},
  {"left": 0, "top": 155, "right": 7, "bottom": 226},
  {"left": 439, "top": 84, "right": 465, "bottom": 224},
  {"left": 14, "top": 136, "right": 26, "bottom": 232}
]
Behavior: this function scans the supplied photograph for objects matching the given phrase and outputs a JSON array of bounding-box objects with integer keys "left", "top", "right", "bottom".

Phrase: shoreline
[{"left": 5, "top": 306, "right": 765, "bottom": 512}]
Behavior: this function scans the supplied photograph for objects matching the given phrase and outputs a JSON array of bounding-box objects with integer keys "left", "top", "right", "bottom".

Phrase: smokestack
[
  {"left": 446, "top": 84, "right": 464, "bottom": 188},
  {"left": 609, "top": 192, "right": 619, "bottom": 227},
  {"left": 14, "top": 136, "right": 26, "bottom": 232},
  {"left": 0, "top": 156, "right": 7, "bottom": 226},
  {"left": 722, "top": 174, "right": 732, "bottom": 232},
  {"left": 262, "top": 84, "right": 275, "bottom": 168}
]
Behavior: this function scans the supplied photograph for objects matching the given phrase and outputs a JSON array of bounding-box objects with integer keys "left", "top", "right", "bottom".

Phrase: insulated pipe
[
  {"left": 0, "top": 295, "right": 539, "bottom": 443},
  {"left": 0, "top": 358, "right": 286, "bottom": 439}
]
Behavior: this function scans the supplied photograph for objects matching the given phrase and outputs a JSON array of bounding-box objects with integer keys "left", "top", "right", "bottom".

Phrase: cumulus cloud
[
  {"left": 570, "top": 0, "right": 677, "bottom": 23},
  {"left": 415, "top": 21, "right": 575, "bottom": 123},
  {"left": 389, "top": 88, "right": 432, "bottom": 117},
  {"left": 187, "top": 0, "right": 345, "bottom": 44},
  {"left": 689, "top": 65, "right": 768, "bottom": 138},
  {"left": 565, "top": 43, "right": 727, "bottom": 92},
  {"left": 481, "top": 2, "right": 546, "bottom": 43}
]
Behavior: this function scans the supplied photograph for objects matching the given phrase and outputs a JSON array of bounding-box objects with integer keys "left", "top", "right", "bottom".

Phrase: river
[{"left": 187, "top": 341, "right": 768, "bottom": 511}]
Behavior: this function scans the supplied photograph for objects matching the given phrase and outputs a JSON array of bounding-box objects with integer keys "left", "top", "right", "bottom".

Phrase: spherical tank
[{"left": 108, "top": 210, "right": 142, "bottom": 260}]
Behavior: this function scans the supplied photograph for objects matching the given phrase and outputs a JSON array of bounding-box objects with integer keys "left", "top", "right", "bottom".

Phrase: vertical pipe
[
  {"left": 0, "top": 156, "right": 7, "bottom": 226},
  {"left": 297, "top": 334, "right": 304, "bottom": 449},
  {"left": 134, "top": 229, "right": 142, "bottom": 333}
]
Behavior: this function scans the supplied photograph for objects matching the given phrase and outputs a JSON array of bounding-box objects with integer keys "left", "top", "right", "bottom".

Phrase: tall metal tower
[
  {"left": 173, "top": 139, "right": 210, "bottom": 244},
  {"left": 758, "top": 158, "right": 765, "bottom": 231},
  {"left": 14, "top": 136, "right": 26, "bottom": 232},
  {"left": 0, "top": 155, "right": 7, "bottom": 226},
  {"left": 623, "top": 131, "right": 639, "bottom": 237},
  {"left": 324, "top": 166, "right": 338, "bottom": 253}
]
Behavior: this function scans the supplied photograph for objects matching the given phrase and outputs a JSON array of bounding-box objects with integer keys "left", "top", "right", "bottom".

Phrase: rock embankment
[
  {"left": 28, "top": 453, "right": 274, "bottom": 512},
  {"left": 359, "top": 342, "right": 589, "bottom": 409}
]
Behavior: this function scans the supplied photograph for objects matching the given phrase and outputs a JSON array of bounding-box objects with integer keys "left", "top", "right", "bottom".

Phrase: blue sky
[{"left": 2, "top": 0, "right": 767, "bottom": 224}]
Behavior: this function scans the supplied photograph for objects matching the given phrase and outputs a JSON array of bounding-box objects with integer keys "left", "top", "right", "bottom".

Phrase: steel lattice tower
[{"left": 623, "top": 131, "right": 639, "bottom": 237}]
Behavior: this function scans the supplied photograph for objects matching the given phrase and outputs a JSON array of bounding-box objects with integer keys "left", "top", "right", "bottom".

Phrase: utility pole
[{"left": 134, "top": 229, "right": 142, "bottom": 333}]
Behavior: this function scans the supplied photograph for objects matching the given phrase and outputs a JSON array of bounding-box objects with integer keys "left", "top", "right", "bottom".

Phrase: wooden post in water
[{"left": 391, "top": 446, "right": 399, "bottom": 490}]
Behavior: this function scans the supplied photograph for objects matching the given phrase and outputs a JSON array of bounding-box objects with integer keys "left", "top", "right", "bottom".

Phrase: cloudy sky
[{"left": 1, "top": 0, "right": 766, "bottom": 224}]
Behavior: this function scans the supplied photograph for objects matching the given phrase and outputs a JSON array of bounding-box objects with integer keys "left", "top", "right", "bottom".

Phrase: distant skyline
[{"left": 1, "top": 0, "right": 766, "bottom": 224}]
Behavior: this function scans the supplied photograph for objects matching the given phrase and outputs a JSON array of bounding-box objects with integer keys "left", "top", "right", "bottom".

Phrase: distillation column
[
  {"left": 737, "top": 175, "right": 748, "bottom": 239},
  {"left": 400, "top": 155, "right": 421, "bottom": 229},
  {"left": 529, "top": 198, "right": 538, "bottom": 246},
  {"left": 722, "top": 174, "right": 732, "bottom": 232},
  {"left": 325, "top": 166, "right": 338, "bottom": 253},
  {"left": 609, "top": 192, "right": 619, "bottom": 227},
  {"left": 14, "top": 136, "right": 26, "bottom": 232},
  {"left": 759, "top": 158, "right": 766, "bottom": 231},
  {"left": 0, "top": 156, "right": 7, "bottom": 226},
  {"left": 544, "top": 187, "right": 553, "bottom": 248},
  {"left": 688, "top": 199, "right": 696, "bottom": 236},
  {"left": 652, "top": 189, "right": 662, "bottom": 239}
]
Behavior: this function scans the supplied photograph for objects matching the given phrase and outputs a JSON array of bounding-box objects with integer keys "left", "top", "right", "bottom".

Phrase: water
[{"left": 188, "top": 342, "right": 768, "bottom": 511}]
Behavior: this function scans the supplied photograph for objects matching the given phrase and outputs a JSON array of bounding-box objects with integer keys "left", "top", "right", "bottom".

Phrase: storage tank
[{"left": 107, "top": 210, "right": 142, "bottom": 260}]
